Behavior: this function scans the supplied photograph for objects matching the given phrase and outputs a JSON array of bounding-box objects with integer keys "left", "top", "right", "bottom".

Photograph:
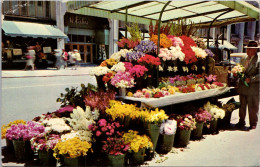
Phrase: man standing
[
  {"left": 74, "top": 49, "right": 81, "bottom": 70},
  {"left": 236, "top": 40, "right": 260, "bottom": 130}
]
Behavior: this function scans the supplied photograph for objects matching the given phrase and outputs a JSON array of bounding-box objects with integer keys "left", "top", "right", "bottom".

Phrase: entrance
[{"left": 65, "top": 44, "right": 93, "bottom": 63}]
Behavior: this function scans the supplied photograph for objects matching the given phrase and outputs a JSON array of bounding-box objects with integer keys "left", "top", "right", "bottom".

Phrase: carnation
[
  {"left": 111, "top": 62, "right": 126, "bottom": 72},
  {"left": 90, "top": 66, "right": 110, "bottom": 76},
  {"left": 160, "top": 119, "right": 177, "bottom": 135},
  {"left": 111, "top": 71, "right": 135, "bottom": 88},
  {"left": 43, "top": 118, "right": 71, "bottom": 133}
]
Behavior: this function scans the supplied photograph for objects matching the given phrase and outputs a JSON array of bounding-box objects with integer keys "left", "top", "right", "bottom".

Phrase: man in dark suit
[{"left": 236, "top": 40, "right": 260, "bottom": 130}]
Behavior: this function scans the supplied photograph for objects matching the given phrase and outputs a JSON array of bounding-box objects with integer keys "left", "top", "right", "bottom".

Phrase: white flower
[
  {"left": 191, "top": 46, "right": 207, "bottom": 59},
  {"left": 111, "top": 62, "right": 126, "bottom": 72},
  {"left": 182, "top": 66, "right": 189, "bottom": 72},
  {"left": 202, "top": 66, "right": 205, "bottom": 71},
  {"left": 173, "top": 66, "right": 178, "bottom": 72},
  {"left": 110, "top": 49, "right": 132, "bottom": 62},
  {"left": 43, "top": 118, "right": 71, "bottom": 133},
  {"left": 169, "top": 46, "right": 185, "bottom": 61},
  {"left": 159, "top": 65, "right": 163, "bottom": 71},
  {"left": 168, "top": 66, "right": 173, "bottom": 72},
  {"left": 90, "top": 66, "right": 110, "bottom": 76}
]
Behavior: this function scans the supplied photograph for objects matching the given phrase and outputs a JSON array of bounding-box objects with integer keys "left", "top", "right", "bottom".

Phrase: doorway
[{"left": 65, "top": 44, "right": 93, "bottom": 63}]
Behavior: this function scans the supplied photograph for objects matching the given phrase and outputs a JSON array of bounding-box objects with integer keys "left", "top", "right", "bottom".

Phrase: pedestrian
[
  {"left": 24, "top": 49, "right": 36, "bottom": 70},
  {"left": 69, "top": 50, "right": 76, "bottom": 70},
  {"left": 235, "top": 40, "right": 260, "bottom": 130},
  {"left": 74, "top": 49, "right": 81, "bottom": 70},
  {"left": 62, "top": 49, "right": 68, "bottom": 69},
  {"left": 54, "top": 49, "right": 62, "bottom": 70}
]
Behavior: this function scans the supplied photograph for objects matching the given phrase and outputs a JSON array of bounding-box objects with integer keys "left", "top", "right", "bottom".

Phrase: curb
[{"left": 2, "top": 73, "right": 91, "bottom": 78}]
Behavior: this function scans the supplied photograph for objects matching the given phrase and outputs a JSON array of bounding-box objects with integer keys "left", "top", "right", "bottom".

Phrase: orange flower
[{"left": 150, "top": 34, "right": 172, "bottom": 48}]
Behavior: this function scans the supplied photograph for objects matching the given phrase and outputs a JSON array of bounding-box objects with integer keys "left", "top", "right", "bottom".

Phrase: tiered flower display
[{"left": 1, "top": 120, "right": 26, "bottom": 139}]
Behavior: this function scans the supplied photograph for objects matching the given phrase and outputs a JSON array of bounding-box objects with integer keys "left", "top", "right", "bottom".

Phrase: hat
[
  {"left": 73, "top": 49, "right": 78, "bottom": 52},
  {"left": 244, "top": 40, "right": 260, "bottom": 49}
]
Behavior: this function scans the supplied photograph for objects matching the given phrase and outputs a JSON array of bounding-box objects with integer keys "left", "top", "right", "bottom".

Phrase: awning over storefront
[{"left": 2, "top": 21, "right": 68, "bottom": 39}]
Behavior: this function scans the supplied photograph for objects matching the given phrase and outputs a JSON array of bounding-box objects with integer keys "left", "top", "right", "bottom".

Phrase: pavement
[{"left": 1, "top": 68, "right": 260, "bottom": 166}]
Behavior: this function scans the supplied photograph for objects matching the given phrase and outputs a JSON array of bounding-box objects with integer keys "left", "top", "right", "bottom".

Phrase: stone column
[
  {"left": 56, "top": 1, "right": 66, "bottom": 50},
  {"left": 108, "top": 19, "right": 119, "bottom": 57},
  {"left": 227, "top": 24, "right": 231, "bottom": 42},
  {"left": 238, "top": 23, "right": 245, "bottom": 53}
]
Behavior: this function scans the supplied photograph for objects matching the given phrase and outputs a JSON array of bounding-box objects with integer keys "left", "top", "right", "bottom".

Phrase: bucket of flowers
[
  {"left": 122, "top": 130, "right": 153, "bottom": 165},
  {"left": 30, "top": 132, "right": 60, "bottom": 166},
  {"left": 192, "top": 109, "right": 212, "bottom": 139},
  {"left": 53, "top": 137, "right": 92, "bottom": 166},
  {"left": 102, "top": 137, "right": 130, "bottom": 167},
  {"left": 156, "top": 119, "right": 177, "bottom": 154},
  {"left": 174, "top": 114, "right": 196, "bottom": 147},
  {"left": 219, "top": 102, "right": 236, "bottom": 129},
  {"left": 6, "top": 121, "right": 45, "bottom": 161}
]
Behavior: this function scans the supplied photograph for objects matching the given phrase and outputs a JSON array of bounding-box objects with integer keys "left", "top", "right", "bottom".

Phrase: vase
[
  {"left": 145, "top": 123, "right": 160, "bottom": 152},
  {"left": 96, "top": 75, "right": 106, "bottom": 91},
  {"left": 210, "top": 119, "right": 218, "bottom": 134},
  {"left": 156, "top": 134, "right": 175, "bottom": 154},
  {"left": 119, "top": 87, "right": 126, "bottom": 97},
  {"left": 38, "top": 150, "right": 56, "bottom": 166},
  {"left": 12, "top": 140, "right": 34, "bottom": 161},
  {"left": 107, "top": 154, "right": 125, "bottom": 167},
  {"left": 6, "top": 139, "right": 14, "bottom": 151},
  {"left": 129, "top": 148, "right": 145, "bottom": 165},
  {"left": 63, "top": 157, "right": 80, "bottom": 166},
  {"left": 175, "top": 129, "right": 191, "bottom": 147},
  {"left": 192, "top": 122, "right": 204, "bottom": 139}
]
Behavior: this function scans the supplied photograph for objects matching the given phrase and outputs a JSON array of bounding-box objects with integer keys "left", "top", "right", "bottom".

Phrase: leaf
[
  {"left": 65, "top": 88, "right": 69, "bottom": 92},
  {"left": 81, "top": 83, "right": 85, "bottom": 88}
]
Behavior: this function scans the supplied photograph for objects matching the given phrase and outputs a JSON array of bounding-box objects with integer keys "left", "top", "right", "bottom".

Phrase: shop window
[
  {"left": 86, "top": 36, "right": 92, "bottom": 43},
  {"left": 29, "top": 1, "right": 36, "bottom": 16},
  {"left": 20, "top": 1, "right": 28, "bottom": 16},
  {"left": 11, "top": 1, "right": 19, "bottom": 15},
  {"left": 37, "top": 1, "right": 43, "bottom": 17},
  {"left": 45, "top": 1, "right": 50, "bottom": 18},
  {"left": 3, "top": 1, "right": 11, "bottom": 14}
]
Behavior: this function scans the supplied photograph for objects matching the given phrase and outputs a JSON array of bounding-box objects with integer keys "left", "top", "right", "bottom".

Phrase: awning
[
  {"left": 2, "top": 20, "right": 68, "bottom": 39},
  {"left": 67, "top": 1, "right": 259, "bottom": 27}
]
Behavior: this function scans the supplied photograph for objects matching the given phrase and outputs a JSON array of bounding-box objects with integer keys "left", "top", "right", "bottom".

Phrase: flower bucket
[
  {"left": 210, "top": 119, "right": 218, "bottom": 133},
  {"left": 156, "top": 134, "right": 175, "bottom": 154},
  {"left": 119, "top": 87, "right": 126, "bottom": 97},
  {"left": 6, "top": 139, "right": 14, "bottom": 151},
  {"left": 175, "top": 129, "right": 191, "bottom": 147},
  {"left": 218, "top": 112, "right": 232, "bottom": 129},
  {"left": 38, "top": 150, "right": 56, "bottom": 166},
  {"left": 96, "top": 75, "right": 106, "bottom": 91},
  {"left": 129, "top": 148, "right": 145, "bottom": 165},
  {"left": 145, "top": 123, "right": 160, "bottom": 152},
  {"left": 63, "top": 157, "right": 80, "bottom": 166},
  {"left": 108, "top": 154, "right": 125, "bottom": 167},
  {"left": 13, "top": 140, "right": 34, "bottom": 161},
  {"left": 192, "top": 122, "right": 204, "bottom": 139}
]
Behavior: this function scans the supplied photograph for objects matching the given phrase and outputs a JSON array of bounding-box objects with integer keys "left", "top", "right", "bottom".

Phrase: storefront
[{"left": 64, "top": 13, "right": 109, "bottom": 64}]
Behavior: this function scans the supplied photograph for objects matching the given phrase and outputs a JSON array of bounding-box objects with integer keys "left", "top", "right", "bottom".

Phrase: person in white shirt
[
  {"left": 69, "top": 50, "right": 76, "bottom": 70},
  {"left": 74, "top": 49, "right": 81, "bottom": 70}
]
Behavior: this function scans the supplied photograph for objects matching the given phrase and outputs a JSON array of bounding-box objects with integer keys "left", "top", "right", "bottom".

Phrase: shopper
[
  {"left": 74, "top": 49, "right": 82, "bottom": 70},
  {"left": 24, "top": 49, "right": 36, "bottom": 71},
  {"left": 69, "top": 50, "right": 76, "bottom": 70},
  {"left": 62, "top": 49, "right": 68, "bottom": 69},
  {"left": 236, "top": 40, "right": 260, "bottom": 130}
]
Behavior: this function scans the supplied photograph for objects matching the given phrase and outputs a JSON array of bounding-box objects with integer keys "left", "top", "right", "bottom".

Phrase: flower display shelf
[{"left": 124, "top": 87, "right": 231, "bottom": 108}]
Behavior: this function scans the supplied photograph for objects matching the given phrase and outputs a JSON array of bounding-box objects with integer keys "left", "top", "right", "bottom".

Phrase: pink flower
[
  {"left": 88, "top": 124, "right": 93, "bottom": 130},
  {"left": 145, "top": 92, "right": 151, "bottom": 98},
  {"left": 106, "top": 132, "right": 110, "bottom": 135},
  {"left": 98, "top": 119, "right": 107, "bottom": 127},
  {"left": 107, "top": 125, "right": 111, "bottom": 130},
  {"left": 101, "top": 127, "right": 107, "bottom": 132},
  {"left": 56, "top": 105, "right": 74, "bottom": 113},
  {"left": 96, "top": 131, "right": 101, "bottom": 137},
  {"left": 110, "top": 129, "right": 114, "bottom": 134}
]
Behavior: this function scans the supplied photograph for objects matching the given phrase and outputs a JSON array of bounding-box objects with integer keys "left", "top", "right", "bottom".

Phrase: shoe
[
  {"left": 249, "top": 126, "right": 256, "bottom": 130},
  {"left": 235, "top": 122, "right": 245, "bottom": 128}
]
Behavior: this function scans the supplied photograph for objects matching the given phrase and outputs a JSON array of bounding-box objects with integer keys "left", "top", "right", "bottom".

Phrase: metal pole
[
  {"left": 157, "top": 1, "right": 171, "bottom": 86},
  {"left": 125, "top": 6, "right": 128, "bottom": 38},
  {"left": 207, "top": 9, "right": 232, "bottom": 49}
]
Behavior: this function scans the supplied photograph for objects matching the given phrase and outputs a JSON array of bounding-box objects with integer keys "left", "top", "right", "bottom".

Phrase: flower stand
[
  {"left": 210, "top": 119, "right": 218, "bottom": 134},
  {"left": 145, "top": 123, "right": 160, "bottom": 152},
  {"left": 192, "top": 122, "right": 204, "bottom": 139},
  {"left": 108, "top": 154, "right": 125, "bottom": 167},
  {"left": 63, "top": 157, "right": 80, "bottom": 166},
  {"left": 38, "top": 150, "right": 56, "bottom": 166},
  {"left": 128, "top": 148, "right": 145, "bottom": 165},
  {"left": 12, "top": 140, "right": 34, "bottom": 161},
  {"left": 156, "top": 134, "right": 175, "bottom": 154},
  {"left": 174, "top": 129, "right": 191, "bottom": 147}
]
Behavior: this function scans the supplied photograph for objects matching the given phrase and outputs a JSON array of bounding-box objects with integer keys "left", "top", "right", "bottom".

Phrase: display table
[{"left": 123, "top": 87, "right": 231, "bottom": 108}]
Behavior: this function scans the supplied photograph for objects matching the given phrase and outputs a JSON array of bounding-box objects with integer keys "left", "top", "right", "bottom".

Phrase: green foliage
[
  {"left": 126, "top": 23, "right": 142, "bottom": 41},
  {"left": 169, "top": 18, "right": 200, "bottom": 37},
  {"left": 56, "top": 83, "right": 98, "bottom": 109}
]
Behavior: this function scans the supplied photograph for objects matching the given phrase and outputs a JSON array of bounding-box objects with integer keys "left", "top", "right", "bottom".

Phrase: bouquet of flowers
[
  {"left": 110, "top": 71, "right": 135, "bottom": 88},
  {"left": 42, "top": 118, "right": 71, "bottom": 133},
  {"left": 191, "top": 46, "right": 207, "bottom": 59},
  {"left": 122, "top": 130, "right": 153, "bottom": 153},
  {"left": 167, "top": 35, "right": 184, "bottom": 47},
  {"left": 134, "top": 40, "right": 157, "bottom": 54},
  {"left": 205, "top": 74, "right": 217, "bottom": 83},
  {"left": 126, "top": 50, "right": 145, "bottom": 62},
  {"left": 6, "top": 121, "right": 46, "bottom": 141},
  {"left": 203, "top": 102, "right": 225, "bottom": 120},
  {"left": 111, "top": 62, "right": 126, "bottom": 72},
  {"left": 102, "top": 71, "right": 116, "bottom": 84},
  {"left": 222, "top": 103, "right": 236, "bottom": 113},
  {"left": 129, "top": 65, "right": 148, "bottom": 78},
  {"left": 231, "top": 64, "right": 249, "bottom": 87},
  {"left": 30, "top": 133, "right": 60, "bottom": 152},
  {"left": 100, "top": 58, "right": 118, "bottom": 68},
  {"left": 193, "top": 108, "right": 212, "bottom": 123},
  {"left": 175, "top": 114, "right": 196, "bottom": 131},
  {"left": 139, "top": 108, "right": 169, "bottom": 125},
  {"left": 137, "top": 54, "right": 161, "bottom": 67},
  {"left": 53, "top": 137, "right": 92, "bottom": 159},
  {"left": 1, "top": 120, "right": 26, "bottom": 139},
  {"left": 150, "top": 34, "right": 172, "bottom": 48},
  {"left": 89, "top": 66, "right": 110, "bottom": 76},
  {"left": 102, "top": 137, "right": 130, "bottom": 155},
  {"left": 169, "top": 46, "right": 185, "bottom": 61},
  {"left": 117, "top": 37, "right": 139, "bottom": 49},
  {"left": 160, "top": 119, "right": 177, "bottom": 135},
  {"left": 111, "top": 49, "right": 133, "bottom": 62}
]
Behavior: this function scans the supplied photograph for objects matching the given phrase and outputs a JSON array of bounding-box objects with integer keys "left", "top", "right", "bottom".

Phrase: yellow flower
[
  {"left": 1, "top": 120, "right": 26, "bottom": 139},
  {"left": 127, "top": 92, "right": 133, "bottom": 97},
  {"left": 168, "top": 88, "right": 175, "bottom": 95},
  {"left": 53, "top": 137, "right": 91, "bottom": 159}
]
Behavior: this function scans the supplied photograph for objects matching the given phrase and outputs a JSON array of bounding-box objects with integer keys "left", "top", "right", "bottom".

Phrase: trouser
[{"left": 239, "top": 94, "right": 260, "bottom": 126}]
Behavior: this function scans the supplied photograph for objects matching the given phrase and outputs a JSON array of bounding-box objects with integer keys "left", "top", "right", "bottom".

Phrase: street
[{"left": 1, "top": 74, "right": 96, "bottom": 125}]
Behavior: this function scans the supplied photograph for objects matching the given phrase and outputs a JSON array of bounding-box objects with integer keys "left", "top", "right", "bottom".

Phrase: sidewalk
[{"left": 1, "top": 66, "right": 96, "bottom": 78}]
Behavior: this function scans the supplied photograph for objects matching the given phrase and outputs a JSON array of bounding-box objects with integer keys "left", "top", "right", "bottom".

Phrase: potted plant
[
  {"left": 192, "top": 109, "right": 212, "bottom": 139},
  {"left": 6, "top": 121, "right": 45, "bottom": 160},
  {"left": 156, "top": 119, "right": 177, "bottom": 154},
  {"left": 175, "top": 114, "right": 196, "bottom": 147},
  {"left": 122, "top": 130, "right": 153, "bottom": 165},
  {"left": 30, "top": 133, "right": 60, "bottom": 166},
  {"left": 102, "top": 137, "right": 129, "bottom": 167},
  {"left": 53, "top": 137, "right": 92, "bottom": 166},
  {"left": 1, "top": 120, "right": 26, "bottom": 151}
]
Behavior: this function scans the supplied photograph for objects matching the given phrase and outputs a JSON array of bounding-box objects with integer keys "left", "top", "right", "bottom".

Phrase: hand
[{"left": 245, "top": 78, "right": 251, "bottom": 84}]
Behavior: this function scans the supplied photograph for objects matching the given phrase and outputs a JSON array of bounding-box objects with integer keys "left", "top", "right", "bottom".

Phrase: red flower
[
  {"left": 96, "top": 131, "right": 101, "bottom": 137},
  {"left": 137, "top": 54, "right": 161, "bottom": 66}
]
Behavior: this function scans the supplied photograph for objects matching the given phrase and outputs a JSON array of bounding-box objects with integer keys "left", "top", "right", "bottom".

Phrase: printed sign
[
  {"left": 13, "top": 49, "right": 22, "bottom": 55},
  {"left": 43, "top": 47, "right": 52, "bottom": 53}
]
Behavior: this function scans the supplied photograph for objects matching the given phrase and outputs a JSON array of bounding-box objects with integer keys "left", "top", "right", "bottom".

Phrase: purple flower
[
  {"left": 126, "top": 51, "right": 145, "bottom": 62},
  {"left": 134, "top": 40, "right": 157, "bottom": 54},
  {"left": 205, "top": 49, "right": 214, "bottom": 57},
  {"left": 56, "top": 105, "right": 74, "bottom": 113}
]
